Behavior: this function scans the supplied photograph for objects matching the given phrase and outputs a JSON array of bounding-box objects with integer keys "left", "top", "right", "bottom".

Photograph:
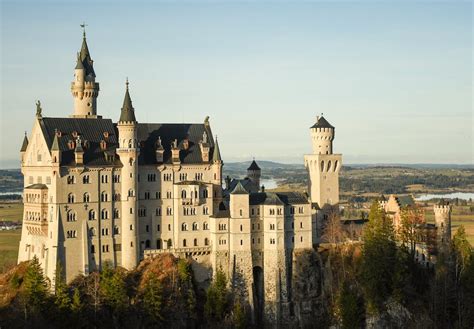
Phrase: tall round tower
[
  {"left": 310, "top": 115, "right": 335, "bottom": 155},
  {"left": 70, "top": 30, "right": 100, "bottom": 117},
  {"left": 434, "top": 199, "right": 452, "bottom": 247},
  {"left": 116, "top": 80, "right": 139, "bottom": 269},
  {"left": 247, "top": 159, "right": 261, "bottom": 190}
]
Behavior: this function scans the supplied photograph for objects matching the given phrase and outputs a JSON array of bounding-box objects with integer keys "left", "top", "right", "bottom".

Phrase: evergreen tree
[
  {"left": 71, "top": 287, "right": 83, "bottom": 314},
  {"left": 54, "top": 262, "right": 71, "bottom": 312},
  {"left": 21, "top": 256, "right": 50, "bottom": 324},
  {"left": 338, "top": 280, "right": 365, "bottom": 329},
  {"left": 205, "top": 268, "right": 230, "bottom": 321},
  {"left": 360, "top": 201, "right": 397, "bottom": 313},
  {"left": 100, "top": 261, "right": 129, "bottom": 325},
  {"left": 141, "top": 273, "right": 163, "bottom": 323},
  {"left": 232, "top": 299, "right": 248, "bottom": 329}
]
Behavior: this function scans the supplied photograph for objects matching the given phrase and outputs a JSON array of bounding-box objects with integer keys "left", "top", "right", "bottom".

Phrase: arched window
[
  {"left": 128, "top": 189, "right": 134, "bottom": 197},
  {"left": 113, "top": 209, "right": 120, "bottom": 219},
  {"left": 327, "top": 160, "right": 332, "bottom": 172},
  {"left": 83, "top": 193, "right": 90, "bottom": 203},
  {"left": 204, "top": 238, "right": 209, "bottom": 246},
  {"left": 167, "top": 239, "right": 172, "bottom": 249},
  {"left": 181, "top": 190, "right": 187, "bottom": 199},
  {"left": 194, "top": 238, "right": 198, "bottom": 246},
  {"left": 320, "top": 160, "right": 325, "bottom": 172},
  {"left": 157, "top": 239, "right": 162, "bottom": 249},
  {"left": 203, "top": 189, "right": 208, "bottom": 198},
  {"left": 101, "top": 209, "right": 108, "bottom": 219},
  {"left": 67, "top": 210, "right": 76, "bottom": 222},
  {"left": 182, "top": 223, "right": 188, "bottom": 231},
  {"left": 101, "top": 192, "right": 108, "bottom": 202},
  {"left": 83, "top": 175, "right": 90, "bottom": 184},
  {"left": 145, "top": 240, "right": 151, "bottom": 248},
  {"left": 334, "top": 160, "right": 339, "bottom": 172},
  {"left": 89, "top": 227, "right": 96, "bottom": 236},
  {"left": 192, "top": 222, "right": 198, "bottom": 231},
  {"left": 67, "top": 193, "right": 75, "bottom": 203},
  {"left": 89, "top": 209, "right": 96, "bottom": 220},
  {"left": 203, "top": 222, "right": 209, "bottom": 230},
  {"left": 114, "top": 226, "right": 120, "bottom": 235},
  {"left": 183, "top": 239, "right": 187, "bottom": 247}
]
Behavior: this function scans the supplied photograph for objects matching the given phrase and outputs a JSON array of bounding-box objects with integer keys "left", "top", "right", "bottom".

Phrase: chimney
[
  {"left": 171, "top": 139, "right": 180, "bottom": 164},
  {"left": 74, "top": 136, "right": 84, "bottom": 165}
]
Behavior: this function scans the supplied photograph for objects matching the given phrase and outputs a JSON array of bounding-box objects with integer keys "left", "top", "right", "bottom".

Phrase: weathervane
[{"left": 80, "top": 22, "right": 88, "bottom": 37}]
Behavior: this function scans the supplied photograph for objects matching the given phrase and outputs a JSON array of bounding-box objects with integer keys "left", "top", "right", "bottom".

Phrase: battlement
[{"left": 434, "top": 205, "right": 451, "bottom": 214}]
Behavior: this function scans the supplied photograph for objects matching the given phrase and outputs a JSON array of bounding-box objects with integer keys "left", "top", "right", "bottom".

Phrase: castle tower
[
  {"left": 304, "top": 115, "right": 342, "bottom": 207},
  {"left": 70, "top": 29, "right": 100, "bottom": 118},
  {"left": 434, "top": 199, "right": 452, "bottom": 250},
  {"left": 116, "top": 80, "right": 139, "bottom": 269},
  {"left": 247, "top": 159, "right": 261, "bottom": 190},
  {"left": 304, "top": 115, "right": 342, "bottom": 243},
  {"left": 228, "top": 182, "right": 254, "bottom": 305}
]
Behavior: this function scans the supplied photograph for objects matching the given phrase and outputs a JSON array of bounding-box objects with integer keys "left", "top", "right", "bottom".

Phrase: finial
[
  {"left": 80, "top": 22, "right": 87, "bottom": 38},
  {"left": 215, "top": 134, "right": 218, "bottom": 141},
  {"left": 24, "top": 131, "right": 27, "bottom": 137},
  {"left": 321, "top": 112, "right": 324, "bottom": 117},
  {"left": 126, "top": 77, "right": 129, "bottom": 90}
]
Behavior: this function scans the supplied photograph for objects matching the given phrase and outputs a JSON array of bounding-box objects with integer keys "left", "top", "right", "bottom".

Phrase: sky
[{"left": 0, "top": 0, "right": 472, "bottom": 168}]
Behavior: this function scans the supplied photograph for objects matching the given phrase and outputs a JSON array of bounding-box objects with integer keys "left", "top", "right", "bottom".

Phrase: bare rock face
[{"left": 291, "top": 249, "right": 326, "bottom": 328}]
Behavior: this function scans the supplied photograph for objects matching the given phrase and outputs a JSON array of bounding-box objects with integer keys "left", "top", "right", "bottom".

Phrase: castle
[{"left": 17, "top": 31, "right": 342, "bottom": 325}]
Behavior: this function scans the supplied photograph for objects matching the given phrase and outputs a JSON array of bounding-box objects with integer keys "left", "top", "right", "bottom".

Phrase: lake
[{"left": 416, "top": 192, "right": 474, "bottom": 201}]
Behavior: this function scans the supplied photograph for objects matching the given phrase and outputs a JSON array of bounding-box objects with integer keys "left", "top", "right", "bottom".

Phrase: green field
[{"left": 0, "top": 202, "right": 23, "bottom": 272}]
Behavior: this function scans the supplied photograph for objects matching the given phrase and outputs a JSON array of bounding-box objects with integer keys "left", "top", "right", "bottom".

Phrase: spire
[
  {"left": 212, "top": 136, "right": 222, "bottom": 162},
  {"left": 20, "top": 132, "right": 28, "bottom": 152},
  {"left": 77, "top": 23, "right": 95, "bottom": 77},
  {"left": 75, "top": 52, "right": 84, "bottom": 70},
  {"left": 119, "top": 78, "right": 137, "bottom": 123},
  {"left": 51, "top": 132, "right": 60, "bottom": 151},
  {"left": 311, "top": 115, "right": 334, "bottom": 129}
]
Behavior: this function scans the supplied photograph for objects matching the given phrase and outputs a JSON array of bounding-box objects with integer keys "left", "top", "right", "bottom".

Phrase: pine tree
[
  {"left": 205, "top": 268, "right": 230, "bottom": 321},
  {"left": 54, "top": 262, "right": 71, "bottom": 312},
  {"left": 22, "top": 256, "right": 50, "bottom": 322},
  {"left": 141, "top": 273, "right": 163, "bottom": 323},
  {"left": 100, "top": 261, "right": 129, "bottom": 326},
  {"left": 71, "top": 287, "right": 82, "bottom": 314},
  {"left": 360, "top": 201, "right": 397, "bottom": 313},
  {"left": 338, "top": 280, "right": 365, "bottom": 329}
]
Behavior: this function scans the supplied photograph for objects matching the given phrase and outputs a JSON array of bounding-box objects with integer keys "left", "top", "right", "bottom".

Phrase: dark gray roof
[
  {"left": 212, "top": 138, "right": 222, "bottom": 162},
  {"left": 119, "top": 83, "right": 136, "bottom": 123},
  {"left": 78, "top": 36, "right": 95, "bottom": 77},
  {"left": 39, "top": 117, "right": 119, "bottom": 166},
  {"left": 231, "top": 181, "right": 248, "bottom": 195},
  {"left": 247, "top": 160, "right": 260, "bottom": 171},
  {"left": 25, "top": 184, "right": 48, "bottom": 190},
  {"left": 396, "top": 195, "right": 415, "bottom": 207},
  {"left": 249, "top": 191, "right": 309, "bottom": 206},
  {"left": 310, "top": 116, "right": 334, "bottom": 129},
  {"left": 20, "top": 135, "right": 28, "bottom": 152},
  {"left": 226, "top": 178, "right": 259, "bottom": 195},
  {"left": 39, "top": 117, "right": 218, "bottom": 167},
  {"left": 137, "top": 123, "right": 218, "bottom": 165}
]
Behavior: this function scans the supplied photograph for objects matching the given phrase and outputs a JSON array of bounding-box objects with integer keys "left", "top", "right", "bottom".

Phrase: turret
[
  {"left": 310, "top": 114, "right": 334, "bottom": 155},
  {"left": 71, "top": 29, "right": 100, "bottom": 118},
  {"left": 20, "top": 132, "right": 28, "bottom": 164},
  {"left": 117, "top": 79, "right": 139, "bottom": 270},
  {"left": 51, "top": 131, "right": 61, "bottom": 165},
  {"left": 247, "top": 159, "right": 261, "bottom": 189},
  {"left": 434, "top": 199, "right": 452, "bottom": 247}
]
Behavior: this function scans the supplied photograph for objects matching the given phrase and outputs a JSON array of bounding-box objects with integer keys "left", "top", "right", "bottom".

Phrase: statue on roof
[
  {"left": 35, "top": 100, "right": 42, "bottom": 118},
  {"left": 202, "top": 131, "right": 208, "bottom": 144}
]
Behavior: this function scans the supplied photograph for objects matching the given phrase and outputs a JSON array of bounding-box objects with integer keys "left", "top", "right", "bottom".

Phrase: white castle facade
[{"left": 18, "top": 32, "right": 342, "bottom": 324}]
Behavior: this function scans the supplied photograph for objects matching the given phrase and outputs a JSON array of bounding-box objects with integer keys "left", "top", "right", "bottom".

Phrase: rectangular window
[{"left": 46, "top": 176, "right": 51, "bottom": 185}]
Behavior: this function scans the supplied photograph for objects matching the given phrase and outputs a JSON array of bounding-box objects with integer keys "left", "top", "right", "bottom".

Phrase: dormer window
[
  {"left": 183, "top": 139, "right": 189, "bottom": 150},
  {"left": 100, "top": 140, "right": 107, "bottom": 150},
  {"left": 68, "top": 140, "right": 75, "bottom": 150},
  {"left": 103, "top": 131, "right": 109, "bottom": 139},
  {"left": 72, "top": 131, "right": 79, "bottom": 138}
]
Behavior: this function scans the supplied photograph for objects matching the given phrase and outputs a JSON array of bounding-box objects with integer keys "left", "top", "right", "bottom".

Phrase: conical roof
[
  {"left": 20, "top": 134, "right": 28, "bottom": 152},
  {"left": 77, "top": 34, "right": 95, "bottom": 77},
  {"left": 212, "top": 137, "right": 222, "bottom": 162},
  {"left": 51, "top": 134, "right": 60, "bottom": 151},
  {"left": 310, "top": 116, "right": 334, "bottom": 129},
  {"left": 119, "top": 80, "right": 137, "bottom": 123},
  {"left": 247, "top": 160, "right": 260, "bottom": 171}
]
